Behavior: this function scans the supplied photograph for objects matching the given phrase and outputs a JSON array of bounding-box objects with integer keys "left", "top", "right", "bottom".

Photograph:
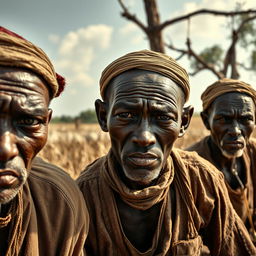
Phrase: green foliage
[
  {"left": 51, "top": 109, "right": 97, "bottom": 123},
  {"left": 51, "top": 115, "right": 74, "bottom": 123},
  {"left": 78, "top": 109, "right": 98, "bottom": 123},
  {"left": 190, "top": 45, "right": 223, "bottom": 71}
]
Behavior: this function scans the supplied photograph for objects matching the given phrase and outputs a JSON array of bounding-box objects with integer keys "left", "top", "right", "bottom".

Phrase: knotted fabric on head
[
  {"left": 0, "top": 26, "right": 65, "bottom": 97},
  {"left": 201, "top": 78, "right": 256, "bottom": 111},
  {"left": 100, "top": 49, "right": 190, "bottom": 102}
]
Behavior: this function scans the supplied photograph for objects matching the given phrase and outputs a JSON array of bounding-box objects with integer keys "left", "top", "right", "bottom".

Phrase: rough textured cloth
[
  {"left": 201, "top": 78, "right": 256, "bottom": 111},
  {"left": 0, "top": 157, "right": 89, "bottom": 256},
  {"left": 77, "top": 148, "right": 256, "bottom": 256},
  {"left": 187, "top": 137, "right": 256, "bottom": 227},
  {"left": 99, "top": 50, "right": 190, "bottom": 102},
  {"left": 0, "top": 27, "right": 64, "bottom": 97}
]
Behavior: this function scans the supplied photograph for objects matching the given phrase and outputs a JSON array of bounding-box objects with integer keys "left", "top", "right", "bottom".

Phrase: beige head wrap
[
  {"left": 201, "top": 78, "right": 256, "bottom": 111},
  {"left": 0, "top": 27, "right": 65, "bottom": 97},
  {"left": 100, "top": 49, "right": 190, "bottom": 102}
]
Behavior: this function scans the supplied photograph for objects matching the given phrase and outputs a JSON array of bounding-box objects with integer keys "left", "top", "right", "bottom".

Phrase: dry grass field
[{"left": 38, "top": 115, "right": 211, "bottom": 179}]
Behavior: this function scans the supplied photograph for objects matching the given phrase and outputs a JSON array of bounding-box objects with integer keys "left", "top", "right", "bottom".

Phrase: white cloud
[
  {"left": 119, "top": 23, "right": 139, "bottom": 35},
  {"left": 164, "top": 0, "right": 254, "bottom": 51},
  {"left": 119, "top": 23, "right": 144, "bottom": 45},
  {"left": 48, "top": 34, "right": 60, "bottom": 44},
  {"left": 50, "top": 25, "right": 113, "bottom": 88}
]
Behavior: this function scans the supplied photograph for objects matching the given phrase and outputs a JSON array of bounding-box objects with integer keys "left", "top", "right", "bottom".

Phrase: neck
[
  {"left": 208, "top": 137, "right": 245, "bottom": 189},
  {"left": 208, "top": 137, "right": 236, "bottom": 169}
]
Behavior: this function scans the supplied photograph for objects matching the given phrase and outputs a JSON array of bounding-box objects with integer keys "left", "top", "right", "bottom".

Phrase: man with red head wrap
[{"left": 0, "top": 27, "right": 89, "bottom": 255}]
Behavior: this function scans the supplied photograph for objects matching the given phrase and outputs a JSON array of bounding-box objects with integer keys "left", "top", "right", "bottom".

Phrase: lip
[
  {"left": 127, "top": 152, "right": 158, "bottom": 167},
  {"left": 225, "top": 140, "right": 244, "bottom": 146},
  {"left": 0, "top": 169, "right": 20, "bottom": 187},
  {"left": 223, "top": 140, "right": 244, "bottom": 149}
]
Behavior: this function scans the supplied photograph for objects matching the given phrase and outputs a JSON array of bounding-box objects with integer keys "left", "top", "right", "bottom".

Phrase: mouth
[
  {"left": 0, "top": 169, "right": 20, "bottom": 188},
  {"left": 224, "top": 140, "right": 244, "bottom": 149},
  {"left": 127, "top": 152, "right": 158, "bottom": 167}
]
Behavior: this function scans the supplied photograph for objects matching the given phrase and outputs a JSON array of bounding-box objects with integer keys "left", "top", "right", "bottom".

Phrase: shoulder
[
  {"left": 76, "top": 155, "right": 106, "bottom": 186},
  {"left": 173, "top": 148, "right": 224, "bottom": 185},
  {"left": 186, "top": 136, "right": 209, "bottom": 152},
  {"left": 29, "top": 157, "right": 87, "bottom": 216}
]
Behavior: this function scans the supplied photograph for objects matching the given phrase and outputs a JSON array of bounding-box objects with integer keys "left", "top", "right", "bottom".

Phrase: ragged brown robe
[
  {"left": 187, "top": 136, "right": 256, "bottom": 225},
  {"left": 0, "top": 157, "right": 89, "bottom": 255},
  {"left": 77, "top": 148, "right": 256, "bottom": 256}
]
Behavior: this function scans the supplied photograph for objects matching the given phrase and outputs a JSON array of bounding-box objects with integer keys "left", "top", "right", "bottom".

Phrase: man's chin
[
  {"left": 123, "top": 168, "right": 161, "bottom": 187},
  {"left": 221, "top": 149, "right": 244, "bottom": 159},
  {"left": 0, "top": 187, "right": 22, "bottom": 204}
]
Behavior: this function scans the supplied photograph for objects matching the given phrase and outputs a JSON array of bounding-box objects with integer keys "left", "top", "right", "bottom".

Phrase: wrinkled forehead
[
  {"left": 105, "top": 69, "right": 185, "bottom": 106},
  {"left": 209, "top": 91, "right": 256, "bottom": 113},
  {"left": 0, "top": 66, "right": 50, "bottom": 99},
  {"left": 213, "top": 91, "right": 255, "bottom": 106}
]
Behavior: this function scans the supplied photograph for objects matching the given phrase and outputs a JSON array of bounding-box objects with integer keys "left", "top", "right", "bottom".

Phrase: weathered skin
[
  {"left": 200, "top": 92, "right": 255, "bottom": 189},
  {"left": 95, "top": 69, "right": 193, "bottom": 251},
  {"left": 0, "top": 66, "right": 52, "bottom": 204}
]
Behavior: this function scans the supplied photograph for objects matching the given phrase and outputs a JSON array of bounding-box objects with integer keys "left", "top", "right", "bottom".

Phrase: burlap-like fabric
[
  {"left": 0, "top": 28, "right": 61, "bottom": 97},
  {"left": 201, "top": 78, "right": 256, "bottom": 111},
  {"left": 77, "top": 149, "right": 256, "bottom": 255},
  {"left": 186, "top": 136, "right": 256, "bottom": 243},
  {"left": 3, "top": 157, "right": 89, "bottom": 256},
  {"left": 100, "top": 50, "right": 190, "bottom": 102}
]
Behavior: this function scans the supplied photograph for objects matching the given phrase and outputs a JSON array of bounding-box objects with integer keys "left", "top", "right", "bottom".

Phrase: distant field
[{"left": 38, "top": 116, "right": 210, "bottom": 178}]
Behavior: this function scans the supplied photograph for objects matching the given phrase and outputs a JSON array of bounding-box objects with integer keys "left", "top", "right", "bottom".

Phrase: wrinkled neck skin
[
  {"left": 208, "top": 137, "right": 244, "bottom": 189},
  {"left": 208, "top": 137, "right": 235, "bottom": 169}
]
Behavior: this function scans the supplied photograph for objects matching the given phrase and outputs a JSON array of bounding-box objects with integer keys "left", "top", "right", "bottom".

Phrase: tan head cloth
[
  {"left": 100, "top": 49, "right": 190, "bottom": 102},
  {"left": 201, "top": 78, "right": 256, "bottom": 111},
  {"left": 0, "top": 28, "right": 63, "bottom": 97}
]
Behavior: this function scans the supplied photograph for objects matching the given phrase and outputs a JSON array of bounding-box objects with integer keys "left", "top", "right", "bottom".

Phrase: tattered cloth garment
[
  {"left": 187, "top": 136, "right": 256, "bottom": 240},
  {"left": 0, "top": 190, "right": 23, "bottom": 256},
  {"left": 0, "top": 157, "right": 89, "bottom": 256},
  {"left": 77, "top": 148, "right": 256, "bottom": 256}
]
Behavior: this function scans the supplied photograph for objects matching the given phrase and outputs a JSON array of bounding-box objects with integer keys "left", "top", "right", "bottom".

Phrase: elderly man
[
  {"left": 0, "top": 27, "right": 89, "bottom": 255},
  {"left": 187, "top": 78, "right": 256, "bottom": 243},
  {"left": 77, "top": 50, "right": 256, "bottom": 255}
]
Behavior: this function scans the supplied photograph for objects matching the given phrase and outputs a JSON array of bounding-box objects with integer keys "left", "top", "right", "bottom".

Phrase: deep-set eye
[
  {"left": 16, "top": 117, "right": 40, "bottom": 126},
  {"left": 240, "top": 116, "right": 253, "bottom": 123},
  {"left": 117, "top": 112, "right": 134, "bottom": 119},
  {"left": 156, "top": 115, "right": 173, "bottom": 121}
]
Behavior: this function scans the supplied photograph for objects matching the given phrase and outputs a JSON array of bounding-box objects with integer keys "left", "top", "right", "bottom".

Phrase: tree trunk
[{"left": 143, "top": 0, "right": 165, "bottom": 53}]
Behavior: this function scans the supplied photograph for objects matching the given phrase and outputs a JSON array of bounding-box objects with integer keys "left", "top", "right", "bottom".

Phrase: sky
[{"left": 1, "top": 0, "right": 256, "bottom": 117}]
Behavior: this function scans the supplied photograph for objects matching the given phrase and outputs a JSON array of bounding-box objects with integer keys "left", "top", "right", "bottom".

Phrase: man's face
[
  {"left": 100, "top": 70, "right": 188, "bottom": 187},
  {"left": 206, "top": 92, "right": 255, "bottom": 159},
  {"left": 0, "top": 67, "right": 52, "bottom": 204}
]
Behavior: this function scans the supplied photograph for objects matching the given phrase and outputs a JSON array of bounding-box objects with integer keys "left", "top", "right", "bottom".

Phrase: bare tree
[{"left": 117, "top": 0, "right": 256, "bottom": 79}]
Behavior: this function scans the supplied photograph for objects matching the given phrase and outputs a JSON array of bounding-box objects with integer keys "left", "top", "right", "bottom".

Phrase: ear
[
  {"left": 178, "top": 105, "right": 194, "bottom": 137},
  {"left": 47, "top": 108, "right": 53, "bottom": 123},
  {"left": 200, "top": 111, "right": 211, "bottom": 130},
  {"left": 95, "top": 99, "right": 108, "bottom": 132}
]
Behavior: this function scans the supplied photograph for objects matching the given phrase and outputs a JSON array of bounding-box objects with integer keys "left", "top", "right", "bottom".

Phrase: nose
[
  {"left": 0, "top": 131, "right": 18, "bottom": 162},
  {"left": 132, "top": 119, "right": 156, "bottom": 147},
  {"left": 227, "top": 121, "right": 242, "bottom": 137}
]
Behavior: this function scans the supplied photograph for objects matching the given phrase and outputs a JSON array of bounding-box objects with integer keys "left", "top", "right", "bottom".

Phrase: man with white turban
[
  {"left": 187, "top": 78, "right": 256, "bottom": 244},
  {"left": 77, "top": 50, "right": 256, "bottom": 255},
  {"left": 0, "top": 26, "right": 89, "bottom": 255}
]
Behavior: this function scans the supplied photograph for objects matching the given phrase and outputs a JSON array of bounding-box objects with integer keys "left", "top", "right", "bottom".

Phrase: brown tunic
[
  {"left": 77, "top": 148, "right": 256, "bottom": 256},
  {"left": 1, "top": 157, "right": 89, "bottom": 255},
  {"left": 187, "top": 136, "right": 256, "bottom": 224}
]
